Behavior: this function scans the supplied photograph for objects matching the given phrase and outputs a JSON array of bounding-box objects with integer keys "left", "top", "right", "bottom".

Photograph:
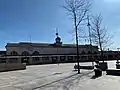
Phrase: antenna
[
  {"left": 56, "top": 28, "right": 58, "bottom": 37},
  {"left": 29, "top": 35, "right": 32, "bottom": 43}
]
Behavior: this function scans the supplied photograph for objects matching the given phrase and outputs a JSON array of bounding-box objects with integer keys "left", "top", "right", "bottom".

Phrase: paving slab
[{"left": 0, "top": 61, "right": 119, "bottom": 90}]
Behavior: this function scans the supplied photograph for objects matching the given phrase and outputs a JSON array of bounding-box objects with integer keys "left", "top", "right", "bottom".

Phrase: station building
[{"left": 4, "top": 33, "right": 98, "bottom": 65}]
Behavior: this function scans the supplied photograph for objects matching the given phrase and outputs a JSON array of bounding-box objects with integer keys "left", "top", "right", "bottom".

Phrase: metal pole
[
  {"left": 57, "top": 47, "right": 59, "bottom": 65},
  {"left": 87, "top": 15, "right": 94, "bottom": 66}
]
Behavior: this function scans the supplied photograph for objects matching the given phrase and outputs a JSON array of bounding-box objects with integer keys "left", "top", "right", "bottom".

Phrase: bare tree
[
  {"left": 63, "top": 0, "right": 91, "bottom": 73},
  {"left": 91, "top": 14, "right": 113, "bottom": 62}
]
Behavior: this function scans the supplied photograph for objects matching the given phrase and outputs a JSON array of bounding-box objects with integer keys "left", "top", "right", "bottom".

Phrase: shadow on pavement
[
  {"left": 91, "top": 75, "right": 101, "bottom": 79},
  {"left": 33, "top": 71, "right": 94, "bottom": 90},
  {"left": 72, "top": 70, "right": 78, "bottom": 72}
]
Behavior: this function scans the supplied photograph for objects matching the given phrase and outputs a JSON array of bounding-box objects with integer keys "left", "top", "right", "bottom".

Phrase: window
[
  {"left": 0, "top": 58, "right": 6, "bottom": 63},
  {"left": 42, "top": 57, "right": 49, "bottom": 61},
  {"left": 21, "top": 57, "right": 29, "bottom": 64},
  {"left": 81, "top": 51, "right": 85, "bottom": 54},
  {"left": 10, "top": 51, "right": 18, "bottom": 55},
  {"left": 32, "top": 51, "right": 39, "bottom": 56},
  {"left": 52, "top": 56, "right": 57, "bottom": 60},
  {"left": 22, "top": 51, "right": 30, "bottom": 56},
  {"left": 60, "top": 56, "right": 65, "bottom": 61},
  {"left": 88, "top": 56, "right": 92, "bottom": 60},
  {"left": 52, "top": 56, "right": 58, "bottom": 63},
  {"left": 68, "top": 56, "right": 73, "bottom": 60},
  {"left": 8, "top": 58, "right": 18, "bottom": 63},
  {"left": 81, "top": 56, "right": 87, "bottom": 60},
  {"left": 32, "top": 57, "right": 40, "bottom": 61},
  {"left": 67, "top": 56, "right": 73, "bottom": 62},
  {"left": 45, "top": 57, "right": 49, "bottom": 60},
  {"left": 74, "top": 56, "right": 80, "bottom": 60}
]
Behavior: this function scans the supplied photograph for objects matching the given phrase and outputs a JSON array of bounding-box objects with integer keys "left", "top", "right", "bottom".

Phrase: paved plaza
[{"left": 0, "top": 61, "right": 120, "bottom": 90}]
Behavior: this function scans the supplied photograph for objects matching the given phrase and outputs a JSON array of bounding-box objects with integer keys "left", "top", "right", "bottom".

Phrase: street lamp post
[
  {"left": 87, "top": 15, "right": 94, "bottom": 66},
  {"left": 57, "top": 47, "right": 59, "bottom": 65}
]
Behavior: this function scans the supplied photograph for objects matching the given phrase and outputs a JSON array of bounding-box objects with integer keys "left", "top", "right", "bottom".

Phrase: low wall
[
  {"left": 0, "top": 63, "right": 26, "bottom": 72},
  {"left": 106, "top": 69, "right": 120, "bottom": 76}
]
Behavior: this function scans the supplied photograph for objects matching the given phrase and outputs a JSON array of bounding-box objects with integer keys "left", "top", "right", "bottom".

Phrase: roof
[{"left": 6, "top": 42, "right": 98, "bottom": 48}]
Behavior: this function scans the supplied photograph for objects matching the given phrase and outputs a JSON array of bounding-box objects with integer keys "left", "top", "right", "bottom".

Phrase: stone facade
[
  {"left": 3, "top": 42, "right": 99, "bottom": 65},
  {"left": 5, "top": 42, "right": 98, "bottom": 56}
]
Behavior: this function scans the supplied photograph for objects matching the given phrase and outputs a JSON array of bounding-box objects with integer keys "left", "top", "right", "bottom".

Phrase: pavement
[{"left": 0, "top": 61, "right": 120, "bottom": 90}]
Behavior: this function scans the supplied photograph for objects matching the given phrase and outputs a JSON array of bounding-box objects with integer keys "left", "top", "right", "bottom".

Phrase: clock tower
[{"left": 54, "top": 29, "right": 62, "bottom": 46}]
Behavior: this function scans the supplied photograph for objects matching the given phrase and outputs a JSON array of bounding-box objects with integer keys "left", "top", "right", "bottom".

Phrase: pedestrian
[
  {"left": 94, "top": 60, "right": 102, "bottom": 77},
  {"left": 74, "top": 64, "right": 77, "bottom": 71}
]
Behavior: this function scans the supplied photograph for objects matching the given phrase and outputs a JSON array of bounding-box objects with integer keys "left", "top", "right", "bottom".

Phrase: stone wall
[
  {"left": 0, "top": 63, "right": 26, "bottom": 72},
  {"left": 6, "top": 43, "right": 98, "bottom": 55}
]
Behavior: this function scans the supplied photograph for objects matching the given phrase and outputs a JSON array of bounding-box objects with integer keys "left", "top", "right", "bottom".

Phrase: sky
[{"left": 0, "top": 0, "right": 120, "bottom": 50}]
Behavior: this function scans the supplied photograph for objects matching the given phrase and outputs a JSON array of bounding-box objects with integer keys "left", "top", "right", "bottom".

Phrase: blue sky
[{"left": 0, "top": 0, "right": 120, "bottom": 50}]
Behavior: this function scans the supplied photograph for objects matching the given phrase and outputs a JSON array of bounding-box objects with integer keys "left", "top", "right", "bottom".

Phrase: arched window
[
  {"left": 81, "top": 51, "right": 85, "bottom": 54},
  {"left": 32, "top": 51, "right": 39, "bottom": 56},
  {"left": 10, "top": 51, "right": 18, "bottom": 55},
  {"left": 22, "top": 51, "right": 30, "bottom": 56}
]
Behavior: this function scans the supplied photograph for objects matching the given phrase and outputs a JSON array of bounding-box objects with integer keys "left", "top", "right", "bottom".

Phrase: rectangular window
[
  {"left": 74, "top": 56, "right": 80, "bottom": 60},
  {"left": 0, "top": 58, "right": 6, "bottom": 63},
  {"left": 42, "top": 57, "right": 49, "bottom": 61},
  {"left": 45, "top": 57, "right": 49, "bottom": 60},
  {"left": 8, "top": 58, "right": 18, "bottom": 63},
  {"left": 52, "top": 56, "right": 58, "bottom": 63},
  {"left": 81, "top": 56, "right": 87, "bottom": 60},
  {"left": 68, "top": 56, "right": 73, "bottom": 61},
  {"left": 88, "top": 56, "right": 92, "bottom": 60},
  {"left": 67, "top": 56, "right": 74, "bottom": 62},
  {"left": 60, "top": 56, "right": 65, "bottom": 61},
  {"left": 52, "top": 56, "right": 57, "bottom": 60},
  {"left": 32, "top": 57, "right": 40, "bottom": 61}
]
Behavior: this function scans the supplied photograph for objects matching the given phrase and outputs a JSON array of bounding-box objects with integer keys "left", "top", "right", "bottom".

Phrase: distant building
[
  {"left": 4, "top": 32, "right": 98, "bottom": 65},
  {"left": 1, "top": 32, "right": 119, "bottom": 65},
  {"left": 6, "top": 43, "right": 98, "bottom": 56},
  {"left": 0, "top": 51, "right": 6, "bottom": 56},
  {"left": 100, "top": 51, "right": 120, "bottom": 60}
]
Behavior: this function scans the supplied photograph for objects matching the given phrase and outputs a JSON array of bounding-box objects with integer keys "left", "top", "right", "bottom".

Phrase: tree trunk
[
  {"left": 101, "top": 50, "right": 104, "bottom": 62},
  {"left": 74, "top": 12, "right": 80, "bottom": 74}
]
